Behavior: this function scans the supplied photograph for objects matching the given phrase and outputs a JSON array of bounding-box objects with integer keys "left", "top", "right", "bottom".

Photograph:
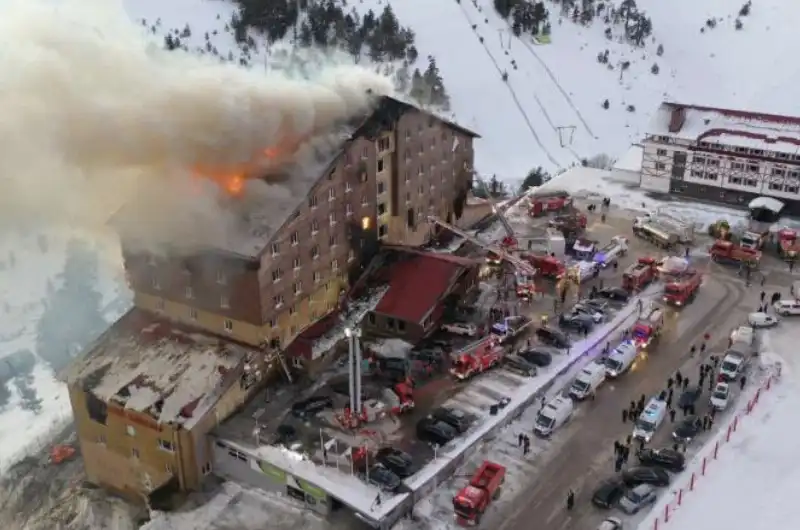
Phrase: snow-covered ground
[
  {"left": 120, "top": 0, "right": 800, "bottom": 179},
  {"left": 637, "top": 326, "right": 799, "bottom": 530},
  {"left": 0, "top": 230, "right": 130, "bottom": 471}
]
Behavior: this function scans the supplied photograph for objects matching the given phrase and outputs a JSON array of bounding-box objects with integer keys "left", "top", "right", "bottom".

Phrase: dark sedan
[
  {"left": 535, "top": 327, "right": 571, "bottom": 349},
  {"left": 367, "top": 464, "right": 401, "bottom": 492},
  {"left": 559, "top": 312, "right": 594, "bottom": 333},
  {"left": 678, "top": 386, "right": 702, "bottom": 408},
  {"left": 503, "top": 355, "right": 538, "bottom": 377},
  {"left": 621, "top": 466, "right": 670, "bottom": 487},
  {"left": 417, "top": 417, "right": 457, "bottom": 446},
  {"left": 593, "top": 287, "right": 630, "bottom": 302},
  {"left": 290, "top": 395, "right": 334, "bottom": 419},
  {"left": 375, "top": 447, "right": 414, "bottom": 478},
  {"left": 672, "top": 416, "right": 703, "bottom": 443},
  {"left": 592, "top": 478, "right": 626, "bottom": 509},
  {"left": 431, "top": 407, "right": 473, "bottom": 434},
  {"left": 637, "top": 448, "right": 686, "bottom": 472},
  {"left": 518, "top": 347, "right": 554, "bottom": 367}
]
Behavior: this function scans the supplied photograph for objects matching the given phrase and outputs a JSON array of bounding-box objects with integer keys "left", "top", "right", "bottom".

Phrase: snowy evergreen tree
[{"left": 35, "top": 239, "right": 108, "bottom": 373}]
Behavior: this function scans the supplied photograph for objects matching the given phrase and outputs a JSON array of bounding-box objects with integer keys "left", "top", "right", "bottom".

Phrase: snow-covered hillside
[
  {"left": 0, "top": 231, "right": 130, "bottom": 471},
  {"left": 119, "top": 0, "right": 800, "bottom": 181}
]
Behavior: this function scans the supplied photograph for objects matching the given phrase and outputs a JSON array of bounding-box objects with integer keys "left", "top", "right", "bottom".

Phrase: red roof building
[{"left": 366, "top": 250, "right": 479, "bottom": 341}]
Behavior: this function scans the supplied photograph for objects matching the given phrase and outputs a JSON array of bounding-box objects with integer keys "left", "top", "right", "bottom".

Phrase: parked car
[
  {"left": 431, "top": 406, "right": 473, "bottom": 434},
  {"left": 591, "top": 478, "right": 626, "bottom": 509},
  {"left": 573, "top": 303, "right": 605, "bottom": 323},
  {"left": 291, "top": 395, "right": 334, "bottom": 418},
  {"left": 559, "top": 312, "right": 594, "bottom": 333},
  {"left": 503, "top": 355, "right": 538, "bottom": 377},
  {"left": 618, "top": 484, "right": 658, "bottom": 514},
  {"left": 710, "top": 382, "right": 731, "bottom": 410},
  {"left": 678, "top": 386, "right": 702, "bottom": 409},
  {"left": 367, "top": 464, "right": 401, "bottom": 492},
  {"left": 621, "top": 466, "right": 670, "bottom": 487},
  {"left": 441, "top": 322, "right": 478, "bottom": 337},
  {"left": 672, "top": 416, "right": 703, "bottom": 443},
  {"left": 375, "top": 447, "right": 414, "bottom": 478},
  {"left": 409, "top": 348, "right": 445, "bottom": 365},
  {"left": 637, "top": 448, "right": 686, "bottom": 472},
  {"left": 581, "top": 299, "right": 610, "bottom": 314},
  {"left": 416, "top": 417, "right": 457, "bottom": 446},
  {"left": 518, "top": 347, "right": 555, "bottom": 367},
  {"left": 593, "top": 287, "right": 630, "bottom": 303},
  {"left": 748, "top": 312, "right": 779, "bottom": 328},
  {"left": 595, "top": 517, "right": 624, "bottom": 530},
  {"left": 535, "top": 327, "right": 571, "bottom": 349}
]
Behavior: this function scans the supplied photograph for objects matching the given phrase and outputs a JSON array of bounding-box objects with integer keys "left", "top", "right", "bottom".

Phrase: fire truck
[
  {"left": 525, "top": 254, "right": 565, "bottom": 279},
  {"left": 450, "top": 338, "right": 503, "bottom": 380},
  {"left": 453, "top": 460, "right": 506, "bottom": 525},
  {"left": 528, "top": 190, "right": 572, "bottom": 217},
  {"left": 382, "top": 381, "right": 415, "bottom": 415},
  {"left": 709, "top": 240, "right": 761, "bottom": 267},
  {"left": 777, "top": 228, "right": 800, "bottom": 260},
  {"left": 631, "top": 306, "right": 665, "bottom": 348},
  {"left": 662, "top": 270, "right": 702, "bottom": 307},
  {"left": 622, "top": 257, "right": 658, "bottom": 291}
]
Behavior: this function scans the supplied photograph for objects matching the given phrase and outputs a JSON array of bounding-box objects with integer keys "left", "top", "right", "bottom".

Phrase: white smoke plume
[{"left": 0, "top": 0, "right": 394, "bottom": 255}]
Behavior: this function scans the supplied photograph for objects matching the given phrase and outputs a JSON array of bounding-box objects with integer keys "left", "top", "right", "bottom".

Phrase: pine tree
[
  {"left": 35, "top": 239, "right": 109, "bottom": 373},
  {"left": 520, "top": 167, "right": 550, "bottom": 192},
  {"left": 423, "top": 57, "right": 450, "bottom": 110},
  {"left": 409, "top": 68, "right": 426, "bottom": 103}
]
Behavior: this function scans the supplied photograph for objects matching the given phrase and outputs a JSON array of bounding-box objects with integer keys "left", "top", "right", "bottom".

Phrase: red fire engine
[
  {"left": 528, "top": 191, "right": 572, "bottom": 217},
  {"left": 450, "top": 338, "right": 503, "bottom": 380},
  {"left": 453, "top": 460, "right": 506, "bottom": 525},
  {"left": 525, "top": 254, "right": 565, "bottom": 280},
  {"left": 662, "top": 270, "right": 702, "bottom": 307},
  {"left": 622, "top": 257, "right": 658, "bottom": 291},
  {"left": 709, "top": 240, "right": 761, "bottom": 267},
  {"left": 631, "top": 306, "right": 665, "bottom": 348},
  {"left": 777, "top": 228, "right": 800, "bottom": 260}
]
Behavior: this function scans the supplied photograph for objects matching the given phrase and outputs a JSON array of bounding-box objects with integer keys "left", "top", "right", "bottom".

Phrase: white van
[
  {"left": 774, "top": 299, "right": 800, "bottom": 316},
  {"left": 603, "top": 341, "right": 638, "bottom": 378},
  {"left": 632, "top": 398, "right": 667, "bottom": 442},
  {"left": 569, "top": 363, "right": 606, "bottom": 400},
  {"left": 719, "top": 351, "right": 747, "bottom": 382},
  {"left": 533, "top": 396, "right": 574, "bottom": 437},
  {"left": 730, "top": 325, "right": 755, "bottom": 347}
]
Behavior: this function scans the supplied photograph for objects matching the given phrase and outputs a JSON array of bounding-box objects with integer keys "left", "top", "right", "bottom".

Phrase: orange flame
[{"left": 191, "top": 146, "right": 285, "bottom": 197}]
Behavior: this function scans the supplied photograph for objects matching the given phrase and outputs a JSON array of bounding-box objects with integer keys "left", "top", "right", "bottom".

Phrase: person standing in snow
[{"left": 567, "top": 489, "right": 575, "bottom": 510}]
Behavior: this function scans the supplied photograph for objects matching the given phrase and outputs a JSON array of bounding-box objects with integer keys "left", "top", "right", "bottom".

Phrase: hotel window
[
  {"left": 731, "top": 162, "right": 744, "bottom": 171},
  {"left": 189, "top": 308, "right": 198, "bottom": 320},
  {"left": 329, "top": 234, "right": 338, "bottom": 247},
  {"left": 786, "top": 184, "right": 799, "bottom": 194},
  {"left": 151, "top": 275, "right": 161, "bottom": 290},
  {"left": 690, "top": 170, "right": 703, "bottom": 178},
  {"left": 271, "top": 243, "right": 280, "bottom": 256},
  {"left": 328, "top": 188, "right": 336, "bottom": 201},
  {"left": 705, "top": 172, "right": 718, "bottom": 181},
  {"left": 772, "top": 168, "right": 786, "bottom": 177},
  {"left": 294, "top": 282, "right": 302, "bottom": 295},
  {"left": 730, "top": 176, "right": 742, "bottom": 185},
  {"left": 345, "top": 181, "right": 352, "bottom": 193},
  {"left": 290, "top": 231, "right": 299, "bottom": 245},
  {"left": 156, "top": 298, "right": 165, "bottom": 311},
  {"left": 313, "top": 271, "right": 321, "bottom": 283},
  {"left": 655, "top": 162, "right": 666, "bottom": 171},
  {"left": 693, "top": 156, "right": 706, "bottom": 165},
  {"left": 707, "top": 159, "right": 720, "bottom": 167},
  {"left": 220, "top": 294, "right": 230, "bottom": 309},
  {"left": 308, "top": 195, "right": 318, "bottom": 209},
  {"left": 310, "top": 245, "right": 319, "bottom": 260},
  {"left": 216, "top": 270, "right": 227, "bottom": 285},
  {"left": 332, "top": 259, "right": 339, "bottom": 272},
  {"left": 378, "top": 158, "right": 385, "bottom": 172},
  {"left": 274, "top": 295, "right": 284, "bottom": 308},
  {"left": 346, "top": 204, "right": 353, "bottom": 216},
  {"left": 292, "top": 257, "right": 300, "bottom": 270},
  {"left": 329, "top": 212, "right": 337, "bottom": 226},
  {"left": 769, "top": 182, "right": 784, "bottom": 191},
  {"left": 223, "top": 319, "right": 233, "bottom": 332},
  {"left": 272, "top": 268, "right": 282, "bottom": 282},
  {"left": 656, "top": 149, "right": 667, "bottom": 156}
]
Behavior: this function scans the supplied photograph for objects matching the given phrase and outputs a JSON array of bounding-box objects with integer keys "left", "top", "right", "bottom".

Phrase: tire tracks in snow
[{"left": 454, "top": 0, "right": 562, "bottom": 168}]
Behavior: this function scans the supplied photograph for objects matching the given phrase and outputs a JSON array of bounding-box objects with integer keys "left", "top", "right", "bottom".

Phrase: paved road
[{"left": 483, "top": 273, "right": 750, "bottom": 530}]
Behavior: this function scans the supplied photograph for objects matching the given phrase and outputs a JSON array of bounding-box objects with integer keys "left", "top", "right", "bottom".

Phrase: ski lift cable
[{"left": 453, "top": 1, "right": 562, "bottom": 168}]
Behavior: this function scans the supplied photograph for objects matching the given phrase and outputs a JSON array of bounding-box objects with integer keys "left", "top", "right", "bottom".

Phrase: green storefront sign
[
  {"left": 258, "top": 461, "right": 286, "bottom": 482},
  {"left": 296, "top": 478, "right": 326, "bottom": 500}
]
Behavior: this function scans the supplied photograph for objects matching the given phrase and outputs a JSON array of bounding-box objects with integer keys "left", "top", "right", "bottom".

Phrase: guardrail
[{"left": 637, "top": 364, "right": 782, "bottom": 530}]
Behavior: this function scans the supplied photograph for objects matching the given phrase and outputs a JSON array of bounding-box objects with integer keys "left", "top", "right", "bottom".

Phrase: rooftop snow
[
  {"left": 613, "top": 145, "right": 644, "bottom": 173},
  {"left": 748, "top": 196, "right": 785, "bottom": 213},
  {"left": 649, "top": 102, "right": 800, "bottom": 155},
  {"left": 66, "top": 308, "right": 252, "bottom": 427}
]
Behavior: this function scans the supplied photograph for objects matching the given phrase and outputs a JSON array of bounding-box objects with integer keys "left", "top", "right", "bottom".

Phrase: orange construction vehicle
[
  {"left": 631, "top": 306, "right": 665, "bottom": 348},
  {"left": 450, "top": 339, "right": 503, "bottom": 381},
  {"left": 777, "top": 228, "right": 800, "bottom": 261},
  {"left": 622, "top": 257, "right": 658, "bottom": 291},
  {"left": 662, "top": 270, "right": 702, "bottom": 307},
  {"left": 709, "top": 240, "right": 761, "bottom": 268},
  {"left": 453, "top": 460, "right": 506, "bottom": 525},
  {"left": 525, "top": 254, "right": 565, "bottom": 280}
]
